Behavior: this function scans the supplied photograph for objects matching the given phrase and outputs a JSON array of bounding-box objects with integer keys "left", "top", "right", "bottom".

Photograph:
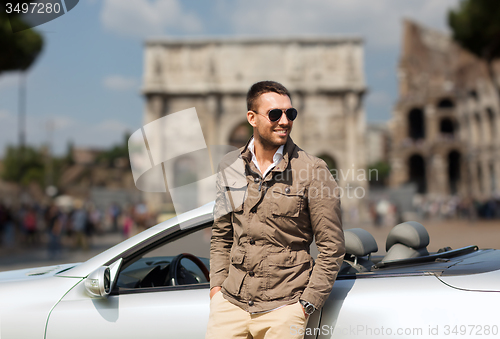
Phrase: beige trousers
[{"left": 205, "top": 291, "right": 309, "bottom": 339}]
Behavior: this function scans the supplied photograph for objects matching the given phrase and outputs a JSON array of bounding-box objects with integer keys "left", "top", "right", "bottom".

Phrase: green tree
[
  {"left": 448, "top": 0, "right": 500, "bottom": 97},
  {"left": 0, "top": 4, "right": 44, "bottom": 74},
  {"left": 1, "top": 145, "right": 45, "bottom": 185}
]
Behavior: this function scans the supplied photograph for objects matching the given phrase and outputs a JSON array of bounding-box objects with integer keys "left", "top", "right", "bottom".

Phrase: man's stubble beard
[{"left": 255, "top": 130, "right": 288, "bottom": 151}]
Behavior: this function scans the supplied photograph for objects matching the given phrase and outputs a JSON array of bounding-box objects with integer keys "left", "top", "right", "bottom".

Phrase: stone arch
[
  {"left": 448, "top": 150, "right": 461, "bottom": 195},
  {"left": 317, "top": 154, "right": 338, "bottom": 171},
  {"left": 408, "top": 154, "right": 426, "bottom": 193},
  {"left": 439, "top": 117, "right": 456, "bottom": 137},
  {"left": 220, "top": 115, "right": 251, "bottom": 146},
  {"left": 317, "top": 154, "right": 338, "bottom": 181},
  {"left": 228, "top": 121, "right": 252, "bottom": 148},
  {"left": 437, "top": 98, "right": 454, "bottom": 108},
  {"left": 408, "top": 108, "right": 425, "bottom": 140}
]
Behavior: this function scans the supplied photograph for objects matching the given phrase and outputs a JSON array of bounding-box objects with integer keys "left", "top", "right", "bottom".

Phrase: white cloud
[
  {"left": 49, "top": 116, "right": 76, "bottom": 129},
  {"left": 215, "top": 0, "right": 459, "bottom": 49},
  {"left": 100, "top": 0, "right": 203, "bottom": 38},
  {"left": 103, "top": 75, "right": 138, "bottom": 91}
]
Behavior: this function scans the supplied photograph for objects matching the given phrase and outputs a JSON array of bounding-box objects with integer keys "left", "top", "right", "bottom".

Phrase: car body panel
[
  {"left": 437, "top": 269, "right": 500, "bottom": 292},
  {"left": 319, "top": 275, "right": 500, "bottom": 339},
  {"left": 0, "top": 276, "right": 82, "bottom": 338},
  {"left": 46, "top": 282, "right": 211, "bottom": 339},
  {"left": 0, "top": 263, "right": 77, "bottom": 282}
]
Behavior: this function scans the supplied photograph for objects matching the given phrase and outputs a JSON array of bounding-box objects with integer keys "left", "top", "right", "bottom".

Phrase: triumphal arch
[{"left": 141, "top": 36, "right": 368, "bottom": 221}]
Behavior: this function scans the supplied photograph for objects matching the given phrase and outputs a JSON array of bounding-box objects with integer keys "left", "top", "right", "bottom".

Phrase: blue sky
[{"left": 0, "top": 0, "right": 460, "bottom": 156}]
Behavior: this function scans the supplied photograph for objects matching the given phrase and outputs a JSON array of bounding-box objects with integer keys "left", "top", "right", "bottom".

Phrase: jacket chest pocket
[
  {"left": 223, "top": 180, "right": 248, "bottom": 214},
  {"left": 269, "top": 186, "right": 304, "bottom": 218}
]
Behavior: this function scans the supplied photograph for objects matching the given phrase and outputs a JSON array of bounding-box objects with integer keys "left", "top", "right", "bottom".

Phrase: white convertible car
[{"left": 1, "top": 202, "right": 499, "bottom": 339}]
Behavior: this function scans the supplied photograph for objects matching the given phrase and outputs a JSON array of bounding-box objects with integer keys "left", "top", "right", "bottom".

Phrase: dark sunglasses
[{"left": 252, "top": 108, "right": 298, "bottom": 122}]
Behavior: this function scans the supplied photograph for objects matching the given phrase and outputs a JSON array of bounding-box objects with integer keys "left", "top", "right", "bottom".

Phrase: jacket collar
[{"left": 240, "top": 136, "right": 296, "bottom": 174}]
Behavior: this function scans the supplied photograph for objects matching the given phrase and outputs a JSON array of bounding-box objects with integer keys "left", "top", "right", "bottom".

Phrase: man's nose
[{"left": 277, "top": 111, "right": 291, "bottom": 125}]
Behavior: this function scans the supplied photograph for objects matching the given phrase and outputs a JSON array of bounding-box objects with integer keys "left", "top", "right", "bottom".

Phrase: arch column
[
  {"left": 429, "top": 153, "right": 447, "bottom": 195},
  {"left": 425, "top": 104, "right": 437, "bottom": 142}
]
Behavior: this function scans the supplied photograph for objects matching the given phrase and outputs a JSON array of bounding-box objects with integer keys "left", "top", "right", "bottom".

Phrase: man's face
[{"left": 247, "top": 92, "right": 293, "bottom": 148}]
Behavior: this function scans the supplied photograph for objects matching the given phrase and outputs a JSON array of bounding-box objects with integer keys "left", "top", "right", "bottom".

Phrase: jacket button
[
  {"left": 254, "top": 177, "right": 260, "bottom": 183},
  {"left": 285, "top": 187, "right": 290, "bottom": 194},
  {"left": 248, "top": 271, "right": 255, "bottom": 277},
  {"left": 248, "top": 300, "right": 254, "bottom": 306},
  {"left": 249, "top": 239, "right": 255, "bottom": 245}
]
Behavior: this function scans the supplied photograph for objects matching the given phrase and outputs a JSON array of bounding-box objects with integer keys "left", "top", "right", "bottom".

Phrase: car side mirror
[{"left": 85, "top": 266, "right": 111, "bottom": 297}]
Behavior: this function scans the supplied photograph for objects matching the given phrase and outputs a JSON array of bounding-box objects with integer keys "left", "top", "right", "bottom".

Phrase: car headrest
[
  {"left": 385, "top": 221, "right": 429, "bottom": 251},
  {"left": 345, "top": 228, "right": 378, "bottom": 257}
]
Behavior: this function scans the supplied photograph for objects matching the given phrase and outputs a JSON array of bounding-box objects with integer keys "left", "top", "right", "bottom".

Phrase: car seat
[
  {"left": 381, "top": 221, "right": 430, "bottom": 262},
  {"left": 341, "top": 228, "right": 378, "bottom": 273}
]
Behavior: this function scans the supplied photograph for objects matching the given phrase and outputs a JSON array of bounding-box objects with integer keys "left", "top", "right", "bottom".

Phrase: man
[{"left": 206, "top": 81, "right": 345, "bottom": 339}]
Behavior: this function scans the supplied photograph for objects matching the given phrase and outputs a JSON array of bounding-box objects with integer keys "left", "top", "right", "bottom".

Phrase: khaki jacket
[{"left": 210, "top": 137, "right": 345, "bottom": 313}]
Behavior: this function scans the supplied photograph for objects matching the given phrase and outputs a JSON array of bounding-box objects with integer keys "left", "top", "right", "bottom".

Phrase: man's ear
[{"left": 247, "top": 110, "right": 257, "bottom": 127}]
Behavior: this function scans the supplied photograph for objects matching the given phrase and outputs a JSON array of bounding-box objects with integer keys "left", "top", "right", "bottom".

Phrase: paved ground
[
  {"left": 0, "top": 232, "right": 125, "bottom": 272},
  {"left": 1, "top": 218, "right": 499, "bottom": 272}
]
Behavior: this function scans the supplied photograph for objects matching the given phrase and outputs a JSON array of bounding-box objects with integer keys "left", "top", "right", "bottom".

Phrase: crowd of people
[
  {"left": 0, "top": 200, "right": 157, "bottom": 258},
  {"left": 412, "top": 195, "right": 500, "bottom": 220},
  {"left": 2, "top": 194, "right": 499, "bottom": 255},
  {"left": 369, "top": 195, "right": 500, "bottom": 227}
]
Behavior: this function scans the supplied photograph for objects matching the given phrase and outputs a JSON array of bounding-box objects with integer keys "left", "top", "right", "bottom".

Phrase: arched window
[
  {"left": 439, "top": 118, "right": 455, "bottom": 137},
  {"left": 408, "top": 108, "right": 425, "bottom": 141},
  {"left": 317, "top": 154, "right": 338, "bottom": 180},
  {"left": 229, "top": 122, "right": 252, "bottom": 148},
  {"left": 408, "top": 154, "right": 426, "bottom": 193},
  {"left": 437, "top": 98, "right": 454, "bottom": 108}
]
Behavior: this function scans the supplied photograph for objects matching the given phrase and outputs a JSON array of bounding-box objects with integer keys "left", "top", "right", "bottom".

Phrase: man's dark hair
[{"left": 246, "top": 81, "right": 291, "bottom": 111}]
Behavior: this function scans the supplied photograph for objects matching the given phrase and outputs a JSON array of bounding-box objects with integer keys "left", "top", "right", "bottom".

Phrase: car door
[
  {"left": 46, "top": 283, "right": 210, "bottom": 339},
  {"left": 46, "top": 225, "right": 213, "bottom": 339}
]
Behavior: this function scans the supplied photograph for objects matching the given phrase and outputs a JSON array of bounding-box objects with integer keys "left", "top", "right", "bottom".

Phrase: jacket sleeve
[
  {"left": 301, "top": 159, "right": 345, "bottom": 309},
  {"left": 209, "top": 170, "right": 234, "bottom": 289}
]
